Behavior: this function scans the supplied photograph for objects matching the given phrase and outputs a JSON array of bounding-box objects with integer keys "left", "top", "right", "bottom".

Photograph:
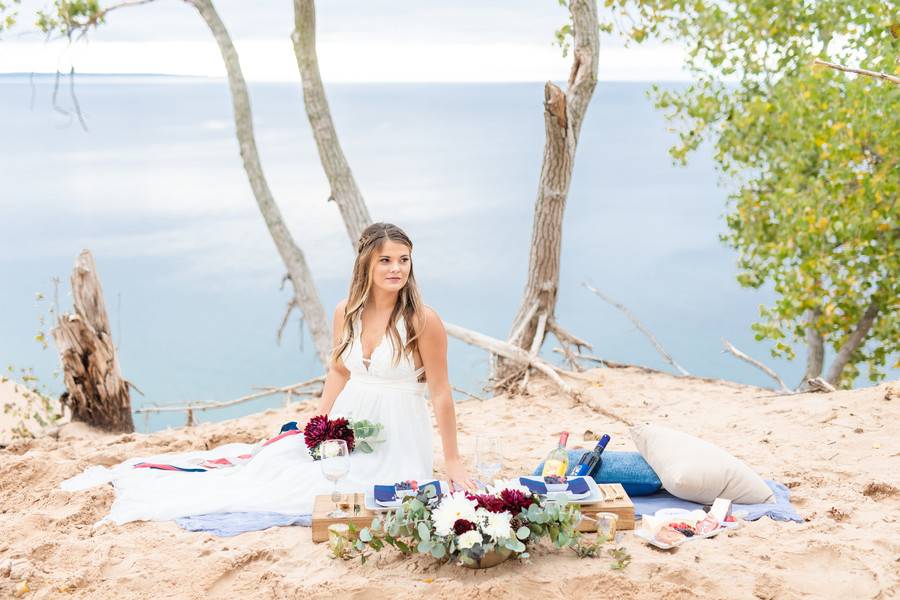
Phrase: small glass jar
[
  {"left": 328, "top": 523, "right": 351, "bottom": 558},
  {"left": 595, "top": 512, "right": 619, "bottom": 540}
]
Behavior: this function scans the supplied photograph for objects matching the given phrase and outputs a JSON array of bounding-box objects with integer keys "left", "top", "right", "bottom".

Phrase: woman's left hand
[{"left": 446, "top": 458, "right": 478, "bottom": 492}]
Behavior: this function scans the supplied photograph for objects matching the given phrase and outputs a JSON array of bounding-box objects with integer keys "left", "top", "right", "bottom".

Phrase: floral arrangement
[
  {"left": 304, "top": 415, "right": 384, "bottom": 459},
  {"left": 346, "top": 480, "right": 585, "bottom": 567}
]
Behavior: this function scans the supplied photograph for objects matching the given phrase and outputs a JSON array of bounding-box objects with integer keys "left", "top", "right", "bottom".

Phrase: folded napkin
[
  {"left": 519, "top": 477, "right": 589, "bottom": 495},
  {"left": 374, "top": 480, "right": 442, "bottom": 503}
]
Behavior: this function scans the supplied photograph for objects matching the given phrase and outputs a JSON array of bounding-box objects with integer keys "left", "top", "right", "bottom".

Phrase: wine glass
[
  {"left": 475, "top": 435, "right": 502, "bottom": 487},
  {"left": 319, "top": 439, "right": 351, "bottom": 517}
]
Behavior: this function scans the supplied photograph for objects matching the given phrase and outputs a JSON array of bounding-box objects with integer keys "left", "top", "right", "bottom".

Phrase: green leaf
[
  {"left": 417, "top": 540, "right": 432, "bottom": 554},
  {"left": 358, "top": 528, "right": 372, "bottom": 542},
  {"left": 431, "top": 544, "right": 446, "bottom": 559},
  {"left": 416, "top": 521, "right": 431, "bottom": 541},
  {"left": 516, "top": 526, "right": 531, "bottom": 540}
]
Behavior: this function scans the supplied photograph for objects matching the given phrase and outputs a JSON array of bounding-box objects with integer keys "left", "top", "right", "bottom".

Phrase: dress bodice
[{"left": 342, "top": 314, "right": 425, "bottom": 384}]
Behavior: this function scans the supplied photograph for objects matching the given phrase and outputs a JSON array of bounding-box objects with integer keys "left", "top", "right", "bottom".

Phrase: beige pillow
[{"left": 631, "top": 423, "right": 774, "bottom": 504}]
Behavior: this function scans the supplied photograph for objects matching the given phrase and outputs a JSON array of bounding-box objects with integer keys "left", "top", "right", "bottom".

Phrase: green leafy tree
[
  {"left": 590, "top": 0, "right": 899, "bottom": 388},
  {"left": 0, "top": 0, "right": 21, "bottom": 36}
]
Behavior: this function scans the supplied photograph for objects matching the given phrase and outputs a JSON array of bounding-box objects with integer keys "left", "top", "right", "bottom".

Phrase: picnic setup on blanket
[
  {"left": 60, "top": 317, "right": 800, "bottom": 567},
  {"left": 61, "top": 416, "right": 802, "bottom": 568}
]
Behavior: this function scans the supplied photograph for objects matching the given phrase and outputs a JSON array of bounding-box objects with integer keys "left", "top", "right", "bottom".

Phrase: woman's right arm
[{"left": 316, "top": 299, "right": 351, "bottom": 415}]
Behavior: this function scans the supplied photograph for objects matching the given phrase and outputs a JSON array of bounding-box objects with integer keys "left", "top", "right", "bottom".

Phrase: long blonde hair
[{"left": 331, "top": 223, "right": 424, "bottom": 368}]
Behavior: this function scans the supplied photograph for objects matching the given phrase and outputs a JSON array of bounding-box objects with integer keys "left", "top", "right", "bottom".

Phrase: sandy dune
[{"left": 1, "top": 367, "right": 897, "bottom": 599}]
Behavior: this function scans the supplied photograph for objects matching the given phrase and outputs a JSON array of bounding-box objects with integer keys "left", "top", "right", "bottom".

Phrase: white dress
[{"left": 61, "top": 315, "right": 434, "bottom": 524}]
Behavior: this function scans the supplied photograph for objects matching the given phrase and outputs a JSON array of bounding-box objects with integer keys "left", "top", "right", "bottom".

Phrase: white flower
[
  {"left": 479, "top": 509, "right": 513, "bottom": 540},
  {"left": 457, "top": 530, "right": 483, "bottom": 550},
  {"left": 488, "top": 479, "right": 529, "bottom": 495},
  {"left": 431, "top": 492, "right": 478, "bottom": 536}
]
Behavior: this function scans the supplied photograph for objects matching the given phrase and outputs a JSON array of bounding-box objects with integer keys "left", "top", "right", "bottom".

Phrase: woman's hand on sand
[{"left": 446, "top": 458, "right": 478, "bottom": 491}]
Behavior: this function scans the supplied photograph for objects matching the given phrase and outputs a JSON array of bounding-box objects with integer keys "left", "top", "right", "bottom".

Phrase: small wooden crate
[
  {"left": 576, "top": 483, "right": 635, "bottom": 531},
  {"left": 311, "top": 494, "right": 376, "bottom": 543}
]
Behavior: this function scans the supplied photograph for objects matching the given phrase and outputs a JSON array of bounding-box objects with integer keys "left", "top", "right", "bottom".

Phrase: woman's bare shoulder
[{"left": 414, "top": 304, "right": 445, "bottom": 337}]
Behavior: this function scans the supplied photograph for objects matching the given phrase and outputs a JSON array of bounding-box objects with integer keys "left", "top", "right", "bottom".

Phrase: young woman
[
  {"left": 61, "top": 223, "right": 474, "bottom": 525},
  {"left": 318, "top": 222, "right": 475, "bottom": 490}
]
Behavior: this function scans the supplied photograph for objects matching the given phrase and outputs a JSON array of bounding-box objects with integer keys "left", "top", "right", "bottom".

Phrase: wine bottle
[
  {"left": 570, "top": 434, "right": 611, "bottom": 477},
  {"left": 540, "top": 431, "right": 570, "bottom": 477}
]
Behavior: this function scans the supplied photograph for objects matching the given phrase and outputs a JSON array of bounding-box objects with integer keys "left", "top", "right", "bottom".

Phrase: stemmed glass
[
  {"left": 319, "top": 439, "right": 351, "bottom": 518},
  {"left": 475, "top": 435, "right": 502, "bottom": 487}
]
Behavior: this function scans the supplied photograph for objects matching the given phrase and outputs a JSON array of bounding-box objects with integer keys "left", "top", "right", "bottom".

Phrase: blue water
[{"left": 1, "top": 75, "right": 884, "bottom": 432}]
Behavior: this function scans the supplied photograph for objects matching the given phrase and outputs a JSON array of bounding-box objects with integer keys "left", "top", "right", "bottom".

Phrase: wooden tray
[
  {"left": 575, "top": 483, "right": 634, "bottom": 531},
  {"left": 311, "top": 493, "right": 375, "bottom": 543},
  {"left": 312, "top": 483, "right": 634, "bottom": 542}
]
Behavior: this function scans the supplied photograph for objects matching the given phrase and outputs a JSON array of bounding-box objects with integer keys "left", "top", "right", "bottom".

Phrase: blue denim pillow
[{"left": 533, "top": 450, "right": 662, "bottom": 497}]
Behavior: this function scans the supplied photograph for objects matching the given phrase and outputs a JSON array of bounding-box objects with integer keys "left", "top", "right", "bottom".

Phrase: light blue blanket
[
  {"left": 174, "top": 480, "right": 801, "bottom": 537},
  {"left": 631, "top": 480, "right": 803, "bottom": 523},
  {"left": 176, "top": 511, "right": 311, "bottom": 537}
]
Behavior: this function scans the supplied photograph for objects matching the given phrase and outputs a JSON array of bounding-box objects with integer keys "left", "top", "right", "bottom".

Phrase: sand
[{"left": 1, "top": 367, "right": 897, "bottom": 599}]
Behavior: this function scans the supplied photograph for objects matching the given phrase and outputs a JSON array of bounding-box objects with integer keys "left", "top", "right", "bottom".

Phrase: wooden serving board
[
  {"left": 576, "top": 483, "right": 634, "bottom": 531},
  {"left": 311, "top": 494, "right": 376, "bottom": 543}
]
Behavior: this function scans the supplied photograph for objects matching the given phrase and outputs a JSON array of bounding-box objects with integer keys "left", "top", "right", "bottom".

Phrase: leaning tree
[{"left": 32, "top": 0, "right": 335, "bottom": 366}]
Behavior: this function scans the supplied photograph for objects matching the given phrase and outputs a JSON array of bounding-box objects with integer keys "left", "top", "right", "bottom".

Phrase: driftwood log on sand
[{"left": 51, "top": 250, "right": 134, "bottom": 432}]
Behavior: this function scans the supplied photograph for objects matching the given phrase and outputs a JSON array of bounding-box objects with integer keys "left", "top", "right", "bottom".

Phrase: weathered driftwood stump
[{"left": 52, "top": 250, "right": 134, "bottom": 432}]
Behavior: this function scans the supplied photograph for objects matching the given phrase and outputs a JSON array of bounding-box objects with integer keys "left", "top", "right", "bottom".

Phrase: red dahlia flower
[
  {"left": 453, "top": 519, "right": 477, "bottom": 534},
  {"left": 499, "top": 488, "right": 535, "bottom": 514},
  {"left": 467, "top": 493, "right": 506, "bottom": 513},
  {"left": 303, "top": 415, "right": 355, "bottom": 453}
]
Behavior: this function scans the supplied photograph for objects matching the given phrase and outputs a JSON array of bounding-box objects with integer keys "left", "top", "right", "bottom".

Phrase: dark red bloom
[
  {"left": 453, "top": 519, "right": 477, "bottom": 535},
  {"left": 499, "top": 489, "right": 535, "bottom": 515},
  {"left": 469, "top": 493, "right": 507, "bottom": 513},
  {"left": 304, "top": 415, "right": 355, "bottom": 453}
]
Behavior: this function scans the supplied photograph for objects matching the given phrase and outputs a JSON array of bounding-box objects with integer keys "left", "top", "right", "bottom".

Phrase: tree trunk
[
  {"left": 291, "top": 0, "right": 372, "bottom": 248},
  {"left": 188, "top": 0, "right": 331, "bottom": 365},
  {"left": 51, "top": 250, "right": 134, "bottom": 432},
  {"left": 824, "top": 300, "right": 879, "bottom": 387},
  {"left": 501, "top": 0, "right": 598, "bottom": 376},
  {"left": 800, "top": 308, "right": 824, "bottom": 387}
]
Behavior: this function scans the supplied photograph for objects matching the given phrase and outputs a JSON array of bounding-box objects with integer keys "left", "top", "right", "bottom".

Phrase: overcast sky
[{"left": 1, "top": 1, "right": 687, "bottom": 81}]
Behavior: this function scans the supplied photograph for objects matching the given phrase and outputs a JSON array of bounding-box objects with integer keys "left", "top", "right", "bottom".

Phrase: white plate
[
  {"left": 366, "top": 481, "right": 449, "bottom": 512},
  {"left": 634, "top": 520, "right": 740, "bottom": 550},
  {"left": 519, "top": 476, "right": 601, "bottom": 504}
]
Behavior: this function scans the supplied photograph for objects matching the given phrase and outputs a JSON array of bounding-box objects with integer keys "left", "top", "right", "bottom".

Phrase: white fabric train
[{"left": 61, "top": 313, "right": 434, "bottom": 524}]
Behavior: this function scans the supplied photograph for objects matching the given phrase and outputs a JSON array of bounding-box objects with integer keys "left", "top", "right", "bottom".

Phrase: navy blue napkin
[
  {"left": 374, "top": 481, "right": 441, "bottom": 503},
  {"left": 519, "top": 477, "right": 548, "bottom": 494},
  {"left": 519, "top": 477, "right": 589, "bottom": 495},
  {"left": 567, "top": 477, "right": 590, "bottom": 494}
]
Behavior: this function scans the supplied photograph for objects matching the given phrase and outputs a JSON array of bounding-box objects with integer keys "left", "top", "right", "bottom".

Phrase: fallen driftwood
[
  {"left": 582, "top": 282, "right": 691, "bottom": 376},
  {"left": 721, "top": 338, "right": 790, "bottom": 392},
  {"left": 445, "top": 322, "right": 580, "bottom": 399},
  {"left": 135, "top": 375, "right": 326, "bottom": 426}
]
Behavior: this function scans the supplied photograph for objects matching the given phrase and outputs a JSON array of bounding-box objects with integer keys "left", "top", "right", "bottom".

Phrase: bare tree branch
[
  {"left": 291, "top": 0, "right": 371, "bottom": 247},
  {"left": 582, "top": 282, "right": 690, "bottom": 376},
  {"left": 68, "top": 66, "right": 87, "bottom": 131},
  {"left": 825, "top": 300, "right": 880, "bottom": 386},
  {"left": 134, "top": 375, "right": 325, "bottom": 415},
  {"left": 445, "top": 322, "right": 581, "bottom": 400},
  {"left": 721, "top": 338, "right": 790, "bottom": 392},
  {"left": 814, "top": 58, "right": 900, "bottom": 85}
]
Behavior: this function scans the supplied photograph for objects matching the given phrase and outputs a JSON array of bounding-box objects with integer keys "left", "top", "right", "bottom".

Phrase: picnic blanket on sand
[
  {"left": 176, "top": 512, "right": 312, "bottom": 537},
  {"left": 632, "top": 480, "right": 803, "bottom": 523}
]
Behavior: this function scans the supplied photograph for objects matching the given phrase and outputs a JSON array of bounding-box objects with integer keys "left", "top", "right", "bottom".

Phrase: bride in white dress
[{"left": 62, "top": 222, "right": 475, "bottom": 524}]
